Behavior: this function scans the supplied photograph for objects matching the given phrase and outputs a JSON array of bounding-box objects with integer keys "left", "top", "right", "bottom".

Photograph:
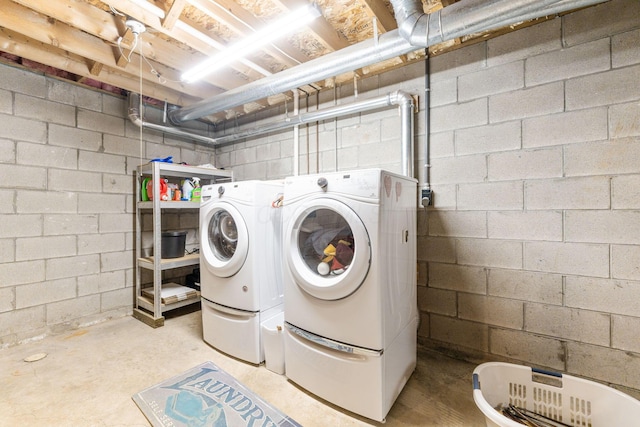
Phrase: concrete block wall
[
  {"left": 0, "top": 66, "right": 216, "bottom": 346},
  {"left": 217, "top": 0, "right": 640, "bottom": 392},
  {"left": 420, "top": 0, "right": 640, "bottom": 391}
]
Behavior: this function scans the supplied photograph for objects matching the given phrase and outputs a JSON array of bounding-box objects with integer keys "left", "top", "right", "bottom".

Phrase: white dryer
[
  {"left": 200, "top": 180, "right": 284, "bottom": 364},
  {"left": 281, "top": 169, "right": 418, "bottom": 422}
]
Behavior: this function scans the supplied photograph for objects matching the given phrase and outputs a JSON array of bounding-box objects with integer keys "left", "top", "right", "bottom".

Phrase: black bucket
[{"left": 161, "top": 231, "right": 187, "bottom": 258}]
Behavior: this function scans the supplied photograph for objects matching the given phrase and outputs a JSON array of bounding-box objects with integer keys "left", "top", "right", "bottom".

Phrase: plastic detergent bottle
[
  {"left": 191, "top": 177, "right": 202, "bottom": 202},
  {"left": 181, "top": 179, "right": 194, "bottom": 201}
]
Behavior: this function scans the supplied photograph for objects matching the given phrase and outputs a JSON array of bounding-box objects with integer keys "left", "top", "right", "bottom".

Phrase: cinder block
[
  {"left": 48, "top": 79, "right": 102, "bottom": 111},
  {"left": 43, "top": 214, "right": 98, "bottom": 236},
  {"left": 15, "top": 190, "right": 78, "bottom": 213},
  {"left": 145, "top": 142, "right": 180, "bottom": 162},
  {"left": 566, "top": 276, "right": 639, "bottom": 317},
  {"left": 523, "top": 107, "right": 608, "bottom": 148},
  {"left": 100, "top": 250, "right": 134, "bottom": 272},
  {"left": 15, "top": 94, "right": 75, "bottom": 126},
  {"left": 428, "top": 210, "right": 487, "bottom": 238},
  {"left": 563, "top": 0, "right": 640, "bottom": 47},
  {"left": 526, "top": 39, "right": 610, "bottom": 86},
  {"left": 612, "top": 315, "right": 640, "bottom": 353},
  {"left": 48, "top": 124, "right": 102, "bottom": 151},
  {"left": 611, "top": 244, "right": 640, "bottom": 280},
  {"left": 78, "top": 270, "right": 125, "bottom": 296},
  {"left": 429, "top": 154, "right": 487, "bottom": 185},
  {"left": 455, "top": 121, "right": 521, "bottom": 156},
  {"left": 358, "top": 141, "right": 401, "bottom": 169},
  {"left": 0, "top": 164, "right": 46, "bottom": 191},
  {"left": 489, "top": 147, "right": 563, "bottom": 181},
  {"left": 103, "top": 134, "right": 142, "bottom": 157},
  {"left": 430, "top": 78, "right": 457, "bottom": 107},
  {"left": 16, "top": 142, "right": 77, "bottom": 169},
  {"left": 489, "top": 82, "right": 564, "bottom": 123},
  {"left": 48, "top": 169, "right": 102, "bottom": 193},
  {"left": 0, "top": 238, "right": 15, "bottom": 263},
  {"left": 16, "top": 236, "right": 76, "bottom": 261},
  {"left": 458, "top": 181, "right": 524, "bottom": 211},
  {"left": 46, "top": 254, "right": 100, "bottom": 280},
  {"left": 429, "top": 184, "right": 456, "bottom": 209},
  {"left": 78, "top": 194, "right": 125, "bottom": 214},
  {"left": 102, "top": 173, "right": 134, "bottom": 195},
  {"left": 458, "top": 294, "right": 524, "bottom": 329},
  {"left": 565, "top": 139, "right": 640, "bottom": 177},
  {"left": 418, "top": 236, "right": 457, "bottom": 263},
  {"left": 78, "top": 151, "right": 125, "bottom": 174},
  {"left": 45, "top": 294, "right": 101, "bottom": 325},
  {"left": 610, "top": 101, "right": 640, "bottom": 138},
  {"left": 101, "top": 287, "right": 133, "bottom": 311},
  {"left": 0, "top": 287, "right": 13, "bottom": 313},
  {"left": 459, "top": 60, "right": 524, "bottom": 102},
  {"left": 429, "top": 131, "right": 455, "bottom": 158},
  {"left": 0, "top": 64, "right": 46, "bottom": 97},
  {"left": 77, "top": 109, "right": 124, "bottom": 136},
  {"left": 0, "top": 190, "right": 14, "bottom": 214},
  {"left": 566, "top": 341, "right": 640, "bottom": 390},
  {"left": 490, "top": 328, "right": 565, "bottom": 370},
  {"left": 487, "top": 19, "right": 562, "bottom": 67},
  {"left": 428, "top": 262, "right": 487, "bottom": 294},
  {"left": 566, "top": 65, "right": 640, "bottom": 110},
  {"left": 429, "top": 42, "right": 486, "bottom": 82},
  {"left": 15, "top": 278, "right": 76, "bottom": 309},
  {"left": 255, "top": 141, "right": 281, "bottom": 161},
  {"left": 613, "top": 28, "right": 640, "bottom": 68},
  {"left": 525, "top": 242, "right": 609, "bottom": 277},
  {"left": 458, "top": 238, "right": 523, "bottom": 269},
  {"left": 0, "top": 214, "right": 42, "bottom": 238},
  {"left": 488, "top": 210, "right": 562, "bottom": 241},
  {"left": 431, "top": 98, "right": 488, "bottom": 132},
  {"left": 0, "top": 114, "right": 47, "bottom": 144},
  {"left": 99, "top": 214, "right": 135, "bottom": 233},
  {"left": 267, "top": 158, "right": 293, "bottom": 178},
  {"left": 525, "top": 176, "right": 610, "bottom": 210},
  {"left": 78, "top": 233, "right": 125, "bottom": 256},
  {"left": 0, "top": 260, "right": 45, "bottom": 287},
  {"left": 420, "top": 287, "right": 457, "bottom": 316},
  {"left": 102, "top": 93, "right": 125, "bottom": 118},
  {"left": 566, "top": 210, "right": 640, "bottom": 244},
  {"left": 525, "top": 304, "right": 610, "bottom": 346},
  {"left": 430, "top": 314, "right": 489, "bottom": 352},
  {"left": 0, "top": 306, "right": 45, "bottom": 337},
  {"left": 488, "top": 269, "right": 563, "bottom": 305},
  {"left": 0, "top": 139, "right": 15, "bottom": 163},
  {"left": 0, "top": 89, "right": 11, "bottom": 114}
]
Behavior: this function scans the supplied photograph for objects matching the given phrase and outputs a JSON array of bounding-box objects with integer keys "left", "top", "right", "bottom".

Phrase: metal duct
[
  {"left": 168, "top": 0, "right": 607, "bottom": 124},
  {"left": 128, "top": 91, "right": 415, "bottom": 175}
]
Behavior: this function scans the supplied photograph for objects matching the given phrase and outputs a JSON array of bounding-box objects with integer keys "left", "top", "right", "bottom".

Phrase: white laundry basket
[
  {"left": 473, "top": 362, "right": 640, "bottom": 427},
  {"left": 261, "top": 313, "right": 285, "bottom": 375}
]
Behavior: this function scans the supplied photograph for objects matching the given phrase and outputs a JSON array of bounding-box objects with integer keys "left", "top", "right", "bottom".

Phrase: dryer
[
  {"left": 200, "top": 180, "right": 284, "bottom": 364},
  {"left": 281, "top": 169, "right": 418, "bottom": 422}
]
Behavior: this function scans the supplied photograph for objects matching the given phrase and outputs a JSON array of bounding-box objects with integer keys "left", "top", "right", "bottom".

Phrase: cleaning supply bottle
[
  {"left": 181, "top": 179, "right": 194, "bottom": 201},
  {"left": 191, "top": 177, "right": 202, "bottom": 202}
]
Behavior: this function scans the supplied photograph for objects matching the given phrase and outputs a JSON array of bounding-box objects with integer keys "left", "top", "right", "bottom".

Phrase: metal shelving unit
[{"left": 133, "top": 162, "right": 232, "bottom": 327}]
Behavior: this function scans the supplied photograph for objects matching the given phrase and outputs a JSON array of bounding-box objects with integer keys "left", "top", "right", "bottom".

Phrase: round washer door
[
  {"left": 201, "top": 202, "right": 248, "bottom": 278},
  {"left": 285, "top": 198, "right": 371, "bottom": 300}
]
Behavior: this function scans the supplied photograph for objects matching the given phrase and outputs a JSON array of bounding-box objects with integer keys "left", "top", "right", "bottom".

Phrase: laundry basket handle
[{"left": 531, "top": 367, "right": 563, "bottom": 388}]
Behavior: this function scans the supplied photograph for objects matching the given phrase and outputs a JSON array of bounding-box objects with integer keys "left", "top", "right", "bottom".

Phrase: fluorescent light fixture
[{"left": 181, "top": 4, "right": 321, "bottom": 83}]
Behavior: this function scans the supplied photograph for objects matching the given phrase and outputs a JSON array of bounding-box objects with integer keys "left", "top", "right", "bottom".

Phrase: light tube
[{"left": 181, "top": 4, "right": 321, "bottom": 83}]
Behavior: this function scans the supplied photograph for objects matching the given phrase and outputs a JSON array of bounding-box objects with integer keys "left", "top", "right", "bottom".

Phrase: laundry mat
[{"left": 133, "top": 361, "right": 301, "bottom": 427}]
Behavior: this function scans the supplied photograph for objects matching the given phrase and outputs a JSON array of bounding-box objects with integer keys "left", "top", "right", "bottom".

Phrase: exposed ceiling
[{"left": 0, "top": 0, "right": 591, "bottom": 124}]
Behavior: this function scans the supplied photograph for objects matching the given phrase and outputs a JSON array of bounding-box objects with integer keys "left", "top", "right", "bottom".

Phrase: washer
[
  {"left": 200, "top": 180, "right": 284, "bottom": 364},
  {"left": 281, "top": 169, "right": 418, "bottom": 422}
]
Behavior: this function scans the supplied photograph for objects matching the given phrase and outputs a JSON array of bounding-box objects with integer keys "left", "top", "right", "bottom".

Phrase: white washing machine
[
  {"left": 281, "top": 169, "right": 418, "bottom": 422},
  {"left": 200, "top": 180, "right": 284, "bottom": 364}
]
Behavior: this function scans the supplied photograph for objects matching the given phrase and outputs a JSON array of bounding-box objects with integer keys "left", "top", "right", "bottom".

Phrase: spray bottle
[{"left": 190, "top": 177, "right": 202, "bottom": 202}]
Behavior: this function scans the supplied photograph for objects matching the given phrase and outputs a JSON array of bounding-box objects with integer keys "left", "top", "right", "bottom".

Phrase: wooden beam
[
  {"left": 361, "top": 0, "right": 398, "bottom": 33},
  {"left": 162, "top": 0, "right": 187, "bottom": 30},
  {"left": 271, "top": 0, "right": 348, "bottom": 51}
]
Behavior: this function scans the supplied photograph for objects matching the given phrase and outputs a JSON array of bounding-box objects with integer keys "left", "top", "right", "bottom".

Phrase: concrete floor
[{"left": 1, "top": 306, "right": 487, "bottom": 426}]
